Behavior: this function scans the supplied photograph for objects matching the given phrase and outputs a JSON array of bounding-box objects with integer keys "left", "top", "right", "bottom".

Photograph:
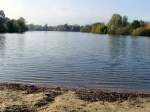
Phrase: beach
[{"left": 0, "top": 83, "right": 150, "bottom": 112}]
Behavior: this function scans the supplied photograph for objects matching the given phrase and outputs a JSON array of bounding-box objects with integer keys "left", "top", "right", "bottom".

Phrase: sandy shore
[{"left": 0, "top": 83, "right": 150, "bottom": 112}]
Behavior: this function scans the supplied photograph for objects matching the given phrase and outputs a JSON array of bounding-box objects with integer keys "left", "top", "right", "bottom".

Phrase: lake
[{"left": 0, "top": 31, "right": 150, "bottom": 92}]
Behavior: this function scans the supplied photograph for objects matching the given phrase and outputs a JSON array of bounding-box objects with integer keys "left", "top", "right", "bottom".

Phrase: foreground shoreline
[
  {"left": 0, "top": 83, "right": 150, "bottom": 112},
  {"left": 0, "top": 83, "right": 150, "bottom": 102}
]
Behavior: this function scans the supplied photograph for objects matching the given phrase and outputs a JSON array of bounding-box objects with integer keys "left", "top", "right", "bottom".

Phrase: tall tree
[
  {"left": 0, "top": 10, "right": 5, "bottom": 18},
  {"left": 7, "top": 19, "right": 20, "bottom": 33},
  {"left": 107, "top": 14, "right": 123, "bottom": 34},
  {"left": 0, "top": 10, "right": 27, "bottom": 33},
  {"left": 17, "top": 17, "right": 27, "bottom": 32},
  {"left": 131, "top": 20, "right": 141, "bottom": 29},
  {"left": 0, "top": 10, "right": 7, "bottom": 33},
  {"left": 122, "top": 16, "right": 128, "bottom": 27}
]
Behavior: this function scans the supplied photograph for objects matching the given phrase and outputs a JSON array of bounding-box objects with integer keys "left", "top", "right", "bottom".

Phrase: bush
[
  {"left": 132, "top": 27, "right": 150, "bottom": 36},
  {"left": 115, "top": 26, "right": 130, "bottom": 35}
]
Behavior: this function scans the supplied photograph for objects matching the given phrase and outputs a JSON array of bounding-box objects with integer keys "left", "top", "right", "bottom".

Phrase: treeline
[
  {"left": 1, "top": 9, "right": 149, "bottom": 36},
  {"left": 0, "top": 10, "right": 28, "bottom": 33},
  {"left": 28, "top": 14, "right": 150, "bottom": 36},
  {"left": 28, "top": 24, "right": 81, "bottom": 32},
  {"left": 81, "top": 14, "right": 150, "bottom": 36}
]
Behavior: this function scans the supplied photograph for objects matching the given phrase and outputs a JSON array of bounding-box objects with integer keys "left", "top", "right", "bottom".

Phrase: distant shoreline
[{"left": 1, "top": 31, "right": 150, "bottom": 38}]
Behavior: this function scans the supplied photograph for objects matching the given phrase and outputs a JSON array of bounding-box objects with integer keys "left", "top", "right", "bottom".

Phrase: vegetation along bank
[{"left": 1, "top": 10, "right": 150, "bottom": 36}]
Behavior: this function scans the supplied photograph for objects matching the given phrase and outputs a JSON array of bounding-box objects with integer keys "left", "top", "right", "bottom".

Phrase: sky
[{"left": 0, "top": 0, "right": 150, "bottom": 25}]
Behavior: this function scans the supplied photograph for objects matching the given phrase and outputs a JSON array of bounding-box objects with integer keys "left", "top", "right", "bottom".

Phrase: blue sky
[{"left": 0, "top": 0, "right": 150, "bottom": 25}]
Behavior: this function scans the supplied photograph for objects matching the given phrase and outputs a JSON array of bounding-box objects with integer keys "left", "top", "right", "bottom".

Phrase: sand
[{"left": 0, "top": 83, "right": 150, "bottom": 112}]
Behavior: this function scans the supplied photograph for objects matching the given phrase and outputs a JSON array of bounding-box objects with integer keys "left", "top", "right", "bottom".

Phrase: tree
[
  {"left": 108, "top": 14, "right": 123, "bottom": 33},
  {"left": 80, "top": 25, "right": 92, "bottom": 32},
  {"left": 70, "top": 25, "right": 80, "bottom": 32},
  {"left": 139, "top": 20, "right": 146, "bottom": 27},
  {"left": 0, "top": 10, "right": 5, "bottom": 18},
  {"left": 131, "top": 20, "right": 141, "bottom": 29},
  {"left": 115, "top": 26, "right": 130, "bottom": 35},
  {"left": 0, "top": 10, "right": 7, "bottom": 33},
  {"left": 17, "top": 17, "right": 27, "bottom": 32},
  {"left": 91, "top": 23, "right": 107, "bottom": 34},
  {"left": 132, "top": 23, "right": 150, "bottom": 36},
  {"left": 43, "top": 24, "right": 48, "bottom": 31},
  {"left": 122, "top": 16, "right": 128, "bottom": 27},
  {"left": 63, "top": 24, "right": 70, "bottom": 31},
  {"left": 7, "top": 19, "right": 20, "bottom": 33},
  {"left": 0, "top": 10, "right": 27, "bottom": 33}
]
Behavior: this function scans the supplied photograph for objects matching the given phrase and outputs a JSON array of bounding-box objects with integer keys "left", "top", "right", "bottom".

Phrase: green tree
[
  {"left": 132, "top": 23, "right": 150, "bottom": 36},
  {"left": 108, "top": 14, "right": 123, "bottom": 34},
  {"left": 91, "top": 23, "right": 107, "bottom": 34},
  {"left": 70, "top": 25, "right": 80, "bottom": 32},
  {"left": 17, "top": 17, "right": 27, "bottom": 32},
  {"left": 43, "top": 24, "right": 48, "bottom": 31},
  {"left": 131, "top": 20, "right": 141, "bottom": 29},
  {"left": 0, "top": 10, "right": 27, "bottom": 33},
  {"left": 122, "top": 16, "right": 128, "bottom": 27},
  {"left": 115, "top": 26, "right": 130, "bottom": 35},
  {"left": 7, "top": 20, "right": 20, "bottom": 33},
  {"left": 0, "top": 10, "right": 5, "bottom": 18},
  {"left": 0, "top": 10, "right": 7, "bottom": 33},
  {"left": 80, "top": 25, "right": 92, "bottom": 32}
]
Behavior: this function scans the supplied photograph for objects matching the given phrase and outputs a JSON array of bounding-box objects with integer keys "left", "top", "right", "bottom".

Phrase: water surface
[{"left": 0, "top": 32, "right": 150, "bottom": 92}]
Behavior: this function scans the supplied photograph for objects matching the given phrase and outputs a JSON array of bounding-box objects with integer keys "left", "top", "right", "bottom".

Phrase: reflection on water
[
  {"left": 0, "top": 32, "right": 150, "bottom": 92},
  {"left": 109, "top": 36, "right": 127, "bottom": 60},
  {"left": 0, "top": 35, "right": 5, "bottom": 46},
  {"left": 0, "top": 35, "right": 6, "bottom": 55}
]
